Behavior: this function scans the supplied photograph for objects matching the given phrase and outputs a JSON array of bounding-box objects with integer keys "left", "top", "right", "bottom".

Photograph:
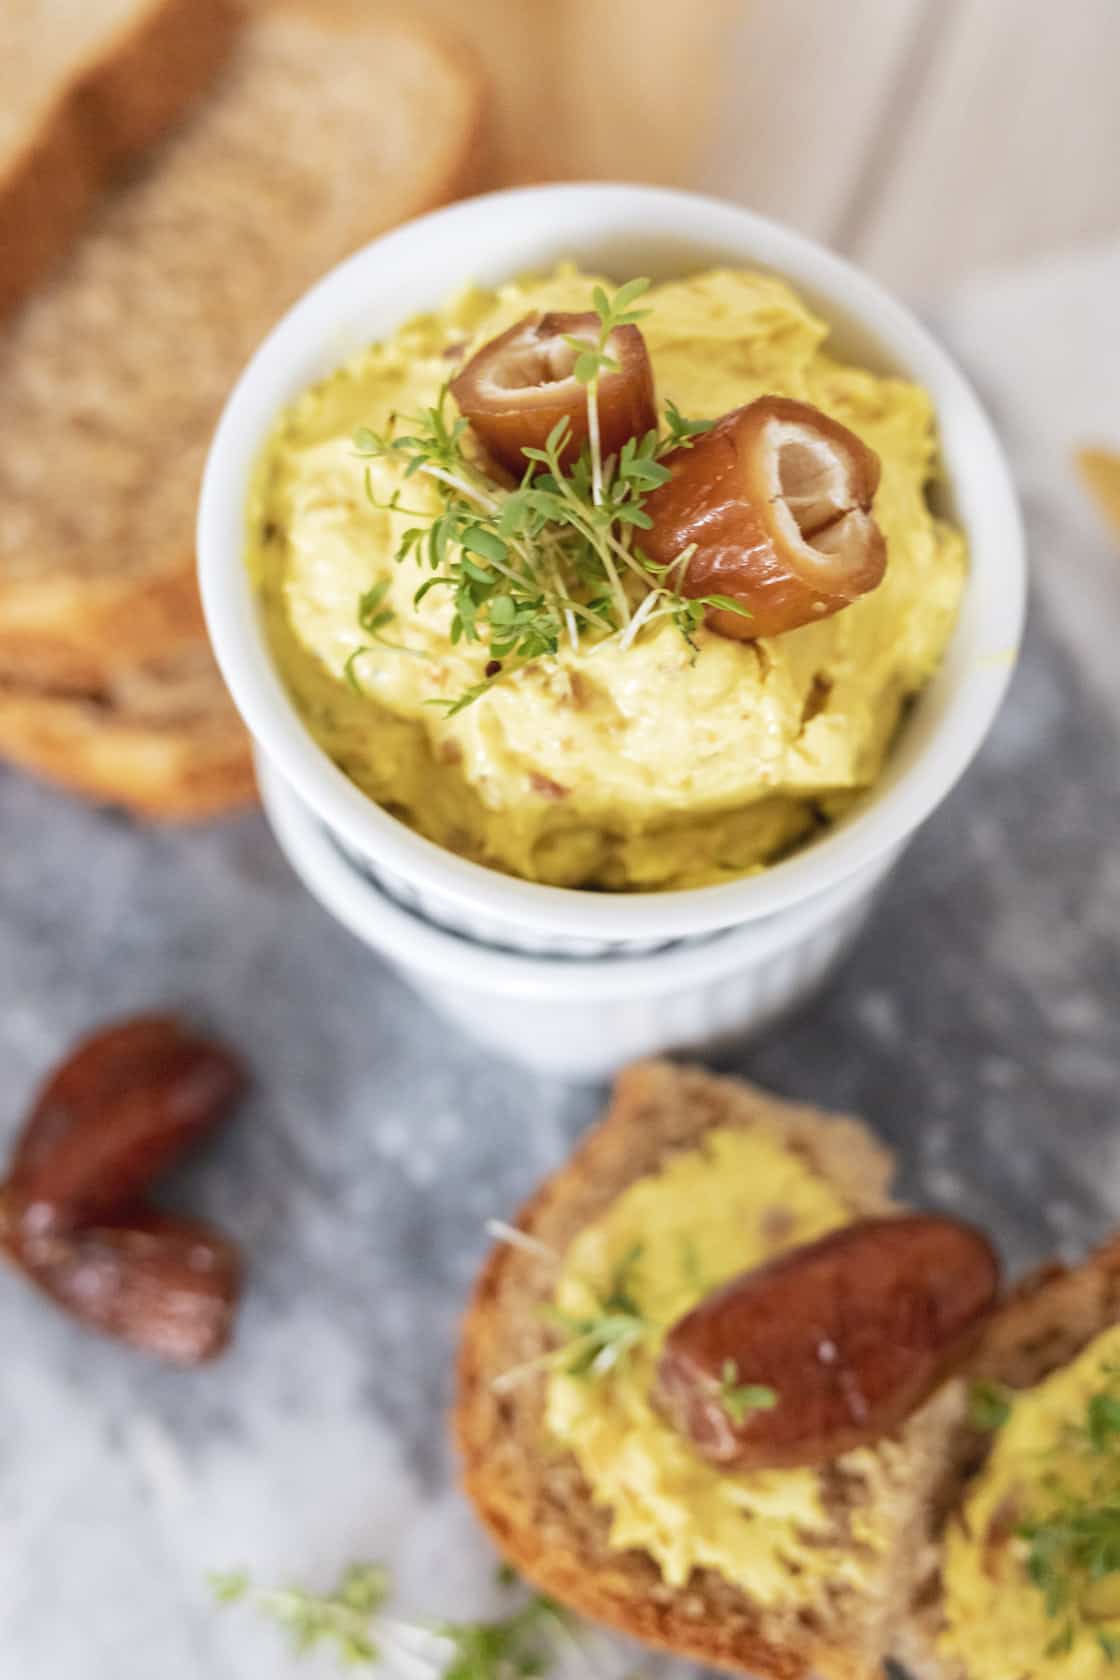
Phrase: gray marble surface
[{"left": 1, "top": 247, "right": 1118, "bottom": 1679}]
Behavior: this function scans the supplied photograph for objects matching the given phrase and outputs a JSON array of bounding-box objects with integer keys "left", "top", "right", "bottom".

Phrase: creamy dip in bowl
[
  {"left": 250, "top": 264, "right": 965, "bottom": 893},
  {"left": 199, "top": 184, "right": 1024, "bottom": 960}
]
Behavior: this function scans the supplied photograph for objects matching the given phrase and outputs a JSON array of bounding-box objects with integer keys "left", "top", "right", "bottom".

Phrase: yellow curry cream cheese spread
[
  {"left": 942, "top": 1325, "right": 1120, "bottom": 1679},
  {"left": 250, "top": 267, "right": 965, "bottom": 889},
  {"left": 543, "top": 1127, "right": 892, "bottom": 1605}
]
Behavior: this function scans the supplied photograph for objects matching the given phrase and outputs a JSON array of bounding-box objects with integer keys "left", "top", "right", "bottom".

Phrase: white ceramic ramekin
[
  {"left": 199, "top": 184, "right": 1025, "bottom": 967},
  {"left": 257, "top": 756, "right": 895, "bottom": 1081}
]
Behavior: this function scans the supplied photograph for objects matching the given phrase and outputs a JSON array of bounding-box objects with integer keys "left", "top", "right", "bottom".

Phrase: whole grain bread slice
[
  {"left": 455, "top": 1060, "right": 969, "bottom": 1680},
  {"left": 0, "top": 7, "right": 484, "bottom": 816},
  {"left": 894, "top": 1235, "right": 1120, "bottom": 1680},
  {"left": 0, "top": 0, "right": 240, "bottom": 320}
]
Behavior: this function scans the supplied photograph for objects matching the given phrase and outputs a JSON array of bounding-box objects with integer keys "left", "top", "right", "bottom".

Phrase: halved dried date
[
  {"left": 642, "top": 395, "right": 887, "bottom": 640},
  {"left": 10, "top": 1207, "right": 243, "bottom": 1365},
  {"left": 451, "top": 311, "right": 656, "bottom": 475},
  {"left": 655, "top": 1215, "right": 1000, "bottom": 1470},
  {"left": 8, "top": 1015, "right": 247, "bottom": 1234}
]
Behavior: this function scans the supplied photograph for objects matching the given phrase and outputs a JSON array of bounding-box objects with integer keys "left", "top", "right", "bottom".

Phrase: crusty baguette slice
[
  {"left": 0, "top": 7, "right": 484, "bottom": 815},
  {"left": 455, "top": 1060, "right": 968, "bottom": 1680},
  {"left": 894, "top": 1235, "right": 1120, "bottom": 1680},
  {"left": 0, "top": 0, "right": 240, "bottom": 319}
]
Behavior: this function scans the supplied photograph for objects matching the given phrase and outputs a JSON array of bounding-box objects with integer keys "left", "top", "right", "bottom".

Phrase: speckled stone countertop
[{"left": 1, "top": 247, "right": 1117, "bottom": 1679}]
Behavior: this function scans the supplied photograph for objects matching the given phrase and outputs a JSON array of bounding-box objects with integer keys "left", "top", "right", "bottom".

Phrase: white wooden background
[
  {"left": 704, "top": 0, "right": 1120, "bottom": 299},
  {"left": 393, "top": 0, "right": 1120, "bottom": 302}
]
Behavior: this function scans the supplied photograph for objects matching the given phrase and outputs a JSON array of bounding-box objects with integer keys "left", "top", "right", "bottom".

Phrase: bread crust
[
  {"left": 0, "top": 0, "right": 241, "bottom": 321},
  {"left": 455, "top": 1060, "right": 963, "bottom": 1680}
]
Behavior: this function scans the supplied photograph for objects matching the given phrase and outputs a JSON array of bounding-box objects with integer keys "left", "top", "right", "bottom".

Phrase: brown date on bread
[{"left": 455, "top": 1060, "right": 972, "bottom": 1680}]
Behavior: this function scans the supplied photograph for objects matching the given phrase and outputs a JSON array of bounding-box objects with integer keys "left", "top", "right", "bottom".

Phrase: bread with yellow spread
[
  {"left": 896, "top": 1235, "right": 1120, "bottom": 1680},
  {"left": 455, "top": 1060, "right": 969, "bottom": 1680}
]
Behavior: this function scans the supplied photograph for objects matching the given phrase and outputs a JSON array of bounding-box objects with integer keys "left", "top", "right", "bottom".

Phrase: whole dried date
[
  {"left": 655, "top": 1214, "right": 1000, "bottom": 1470},
  {"left": 8, "top": 1015, "right": 246, "bottom": 1234},
  {"left": 0, "top": 1013, "right": 248, "bottom": 1364},
  {"left": 8, "top": 1206, "right": 242, "bottom": 1365}
]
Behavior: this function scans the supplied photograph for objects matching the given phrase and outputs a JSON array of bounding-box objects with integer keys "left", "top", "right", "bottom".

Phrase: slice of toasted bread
[
  {"left": 455, "top": 1060, "right": 969, "bottom": 1680},
  {"left": 0, "top": 0, "right": 240, "bottom": 320},
  {"left": 0, "top": 8, "right": 484, "bottom": 816},
  {"left": 0, "top": 561, "right": 255, "bottom": 818},
  {"left": 0, "top": 646, "right": 256, "bottom": 819},
  {"left": 894, "top": 1236, "right": 1120, "bottom": 1680}
]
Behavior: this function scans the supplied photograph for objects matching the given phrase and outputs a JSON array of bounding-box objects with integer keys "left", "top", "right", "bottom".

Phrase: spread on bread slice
[
  {"left": 456, "top": 1060, "right": 986, "bottom": 1680},
  {"left": 897, "top": 1236, "right": 1120, "bottom": 1680}
]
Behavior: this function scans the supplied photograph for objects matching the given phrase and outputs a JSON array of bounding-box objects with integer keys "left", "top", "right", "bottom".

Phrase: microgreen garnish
[
  {"left": 492, "top": 1243, "right": 650, "bottom": 1394},
  {"left": 343, "top": 578, "right": 432, "bottom": 691},
  {"left": 350, "top": 280, "right": 747, "bottom": 711},
  {"left": 211, "top": 1562, "right": 390, "bottom": 1664},
  {"left": 343, "top": 647, "right": 371, "bottom": 694},
  {"left": 718, "top": 1360, "right": 778, "bottom": 1425},
  {"left": 1023, "top": 1505, "right": 1120, "bottom": 1659},
  {"left": 211, "top": 1560, "right": 581, "bottom": 1677},
  {"left": 969, "top": 1379, "right": 1013, "bottom": 1433},
  {"left": 662, "top": 399, "right": 716, "bottom": 451},
  {"left": 438, "top": 1594, "right": 569, "bottom": 1680},
  {"left": 545, "top": 1242, "right": 649, "bottom": 1381},
  {"left": 1087, "top": 1391, "right": 1120, "bottom": 1454},
  {"left": 568, "top": 277, "right": 652, "bottom": 507},
  {"left": 358, "top": 578, "right": 395, "bottom": 638},
  {"left": 1012, "top": 1366, "right": 1120, "bottom": 1660}
]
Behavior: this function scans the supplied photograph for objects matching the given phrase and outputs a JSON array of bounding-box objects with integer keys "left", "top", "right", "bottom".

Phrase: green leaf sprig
[
  {"left": 717, "top": 1360, "right": 779, "bottom": 1426},
  {"left": 1015, "top": 1369, "right": 1120, "bottom": 1661},
  {"left": 349, "top": 279, "right": 743, "bottom": 712},
  {"left": 343, "top": 579, "right": 405, "bottom": 693},
  {"left": 1023, "top": 1505, "right": 1120, "bottom": 1661},
  {"left": 568, "top": 277, "right": 654, "bottom": 509},
  {"left": 1087, "top": 1391, "right": 1120, "bottom": 1454},
  {"left": 491, "top": 1242, "right": 650, "bottom": 1395},
  {"left": 968, "top": 1379, "right": 1013, "bottom": 1433},
  {"left": 543, "top": 1241, "right": 650, "bottom": 1382},
  {"left": 211, "top": 1563, "right": 390, "bottom": 1665},
  {"left": 211, "top": 1560, "right": 580, "bottom": 1678},
  {"left": 662, "top": 397, "right": 717, "bottom": 452}
]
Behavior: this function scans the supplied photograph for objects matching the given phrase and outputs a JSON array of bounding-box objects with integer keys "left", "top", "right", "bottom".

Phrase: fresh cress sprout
[
  {"left": 349, "top": 279, "right": 742, "bottom": 712},
  {"left": 717, "top": 1361, "right": 779, "bottom": 1426},
  {"left": 211, "top": 1560, "right": 591, "bottom": 1677}
]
